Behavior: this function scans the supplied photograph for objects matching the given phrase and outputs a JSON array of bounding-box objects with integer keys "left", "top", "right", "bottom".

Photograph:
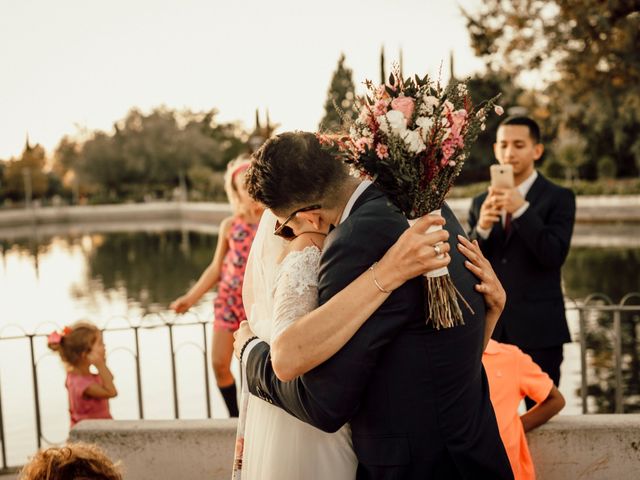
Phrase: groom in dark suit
[
  {"left": 468, "top": 116, "right": 576, "bottom": 408},
  {"left": 238, "top": 132, "right": 513, "bottom": 479}
]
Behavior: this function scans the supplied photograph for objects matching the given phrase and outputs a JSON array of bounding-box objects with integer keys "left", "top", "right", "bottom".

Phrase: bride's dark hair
[{"left": 246, "top": 131, "right": 350, "bottom": 214}]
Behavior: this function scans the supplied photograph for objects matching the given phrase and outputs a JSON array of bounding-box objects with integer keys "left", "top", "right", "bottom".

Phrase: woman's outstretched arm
[
  {"left": 268, "top": 214, "right": 450, "bottom": 381},
  {"left": 170, "top": 217, "right": 232, "bottom": 313}
]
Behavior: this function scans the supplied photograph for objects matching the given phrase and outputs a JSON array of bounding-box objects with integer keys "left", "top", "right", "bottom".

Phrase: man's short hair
[
  {"left": 245, "top": 131, "right": 350, "bottom": 213},
  {"left": 499, "top": 116, "right": 541, "bottom": 144}
]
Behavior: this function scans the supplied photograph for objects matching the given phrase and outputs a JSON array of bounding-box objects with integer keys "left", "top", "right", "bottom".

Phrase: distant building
[{"left": 248, "top": 109, "right": 277, "bottom": 154}]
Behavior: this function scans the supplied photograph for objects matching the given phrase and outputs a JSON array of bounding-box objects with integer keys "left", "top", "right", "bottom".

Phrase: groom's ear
[{"left": 297, "top": 211, "right": 322, "bottom": 230}]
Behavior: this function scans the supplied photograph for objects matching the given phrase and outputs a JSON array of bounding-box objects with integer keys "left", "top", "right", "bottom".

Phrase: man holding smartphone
[{"left": 468, "top": 115, "right": 576, "bottom": 408}]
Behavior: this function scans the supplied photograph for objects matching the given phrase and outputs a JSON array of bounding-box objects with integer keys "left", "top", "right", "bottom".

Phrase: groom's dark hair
[{"left": 246, "top": 131, "right": 351, "bottom": 213}]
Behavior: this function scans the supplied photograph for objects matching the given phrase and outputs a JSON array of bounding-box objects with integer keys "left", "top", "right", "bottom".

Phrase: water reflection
[
  {"left": 0, "top": 231, "right": 217, "bottom": 317},
  {"left": 81, "top": 231, "right": 216, "bottom": 312},
  {"left": 564, "top": 247, "right": 640, "bottom": 301}
]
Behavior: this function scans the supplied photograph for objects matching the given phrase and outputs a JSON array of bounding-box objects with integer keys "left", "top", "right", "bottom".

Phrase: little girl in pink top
[{"left": 48, "top": 322, "right": 117, "bottom": 427}]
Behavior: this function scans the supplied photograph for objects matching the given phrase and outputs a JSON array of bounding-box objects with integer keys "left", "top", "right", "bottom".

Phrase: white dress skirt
[{"left": 240, "top": 246, "right": 357, "bottom": 480}]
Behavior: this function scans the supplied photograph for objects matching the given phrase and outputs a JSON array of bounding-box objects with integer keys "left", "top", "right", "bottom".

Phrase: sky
[{"left": 0, "top": 0, "right": 485, "bottom": 160}]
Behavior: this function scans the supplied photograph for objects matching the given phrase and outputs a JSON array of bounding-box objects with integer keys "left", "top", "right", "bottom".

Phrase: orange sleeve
[{"left": 518, "top": 351, "right": 554, "bottom": 405}]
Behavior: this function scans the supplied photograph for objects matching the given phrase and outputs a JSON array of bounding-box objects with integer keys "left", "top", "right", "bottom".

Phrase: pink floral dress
[{"left": 214, "top": 216, "right": 258, "bottom": 332}]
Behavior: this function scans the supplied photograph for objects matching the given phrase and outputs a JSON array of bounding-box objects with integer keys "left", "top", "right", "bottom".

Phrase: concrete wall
[
  {"left": 528, "top": 415, "right": 640, "bottom": 480},
  {"left": 1, "top": 196, "right": 638, "bottom": 230},
  {"left": 70, "top": 419, "right": 237, "bottom": 480},
  {"left": 0, "top": 201, "right": 232, "bottom": 229},
  {"left": 71, "top": 415, "right": 640, "bottom": 480}
]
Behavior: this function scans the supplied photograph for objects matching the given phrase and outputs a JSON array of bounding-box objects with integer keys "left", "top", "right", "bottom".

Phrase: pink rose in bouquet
[{"left": 391, "top": 97, "right": 415, "bottom": 123}]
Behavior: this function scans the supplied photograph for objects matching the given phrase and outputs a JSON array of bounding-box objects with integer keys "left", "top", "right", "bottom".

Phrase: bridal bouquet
[{"left": 319, "top": 67, "right": 502, "bottom": 329}]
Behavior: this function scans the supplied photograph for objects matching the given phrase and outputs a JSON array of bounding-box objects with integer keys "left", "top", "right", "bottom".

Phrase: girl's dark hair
[
  {"left": 48, "top": 322, "right": 99, "bottom": 367},
  {"left": 245, "top": 131, "right": 350, "bottom": 213},
  {"left": 499, "top": 115, "right": 541, "bottom": 144},
  {"left": 19, "top": 442, "right": 122, "bottom": 480}
]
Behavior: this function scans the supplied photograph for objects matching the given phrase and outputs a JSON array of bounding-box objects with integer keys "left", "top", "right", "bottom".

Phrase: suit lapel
[
  {"left": 524, "top": 173, "right": 548, "bottom": 206},
  {"left": 349, "top": 184, "right": 385, "bottom": 215},
  {"left": 503, "top": 173, "right": 548, "bottom": 246}
]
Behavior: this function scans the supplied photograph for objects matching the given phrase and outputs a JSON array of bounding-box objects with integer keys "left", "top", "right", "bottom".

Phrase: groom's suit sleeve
[{"left": 244, "top": 205, "right": 419, "bottom": 432}]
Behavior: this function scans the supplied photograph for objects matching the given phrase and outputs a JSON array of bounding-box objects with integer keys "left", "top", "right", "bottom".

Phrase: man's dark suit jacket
[
  {"left": 468, "top": 173, "right": 575, "bottom": 349},
  {"left": 245, "top": 185, "right": 513, "bottom": 479}
]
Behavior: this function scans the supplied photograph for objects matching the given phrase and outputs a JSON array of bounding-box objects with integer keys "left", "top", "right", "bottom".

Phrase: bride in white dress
[{"left": 234, "top": 209, "right": 453, "bottom": 480}]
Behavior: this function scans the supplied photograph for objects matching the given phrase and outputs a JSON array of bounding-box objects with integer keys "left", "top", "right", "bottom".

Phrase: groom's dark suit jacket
[{"left": 246, "top": 185, "right": 513, "bottom": 479}]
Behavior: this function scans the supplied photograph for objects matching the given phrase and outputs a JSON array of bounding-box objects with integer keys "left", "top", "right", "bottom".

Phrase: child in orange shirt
[{"left": 483, "top": 339, "right": 565, "bottom": 480}]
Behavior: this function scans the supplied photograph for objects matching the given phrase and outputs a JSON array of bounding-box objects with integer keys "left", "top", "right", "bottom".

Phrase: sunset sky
[{"left": 0, "top": 0, "right": 485, "bottom": 159}]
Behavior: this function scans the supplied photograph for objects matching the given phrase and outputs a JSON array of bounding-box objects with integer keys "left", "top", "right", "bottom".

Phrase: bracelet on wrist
[
  {"left": 239, "top": 335, "right": 259, "bottom": 362},
  {"left": 369, "top": 262, "right": 392, "bottom": 294}
]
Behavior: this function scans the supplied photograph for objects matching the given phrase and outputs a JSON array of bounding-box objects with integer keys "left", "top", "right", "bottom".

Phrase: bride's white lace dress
[{"left": 241, "top": 246, "right": 357, "bottom": 480}]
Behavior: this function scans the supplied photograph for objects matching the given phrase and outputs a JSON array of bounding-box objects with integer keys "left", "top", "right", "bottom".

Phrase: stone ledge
[
  {"left": 70, "top": 415, "right": 640, "bottom": 480},
  {"left": 70, "top": 419, "right": 237, "bottom": 480},
  {"left": 528, "top": 415, "right": 640, "bottom": 480},
  {"left": 2, "top": 197, "right": 639, "bottom": 230}
]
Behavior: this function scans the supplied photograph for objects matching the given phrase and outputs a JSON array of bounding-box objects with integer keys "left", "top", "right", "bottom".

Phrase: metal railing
[
  {"left": 1, "top": 294, "right": 639, "bottom": 472},
  {"left": 566, "top": 292, "right": 640, "bottom": 414},
  {"left": 0, "top": 312, "right": 214, "bottom": 472}
]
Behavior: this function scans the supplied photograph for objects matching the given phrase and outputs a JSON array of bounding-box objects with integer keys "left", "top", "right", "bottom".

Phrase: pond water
[{"left": 0, "top": 222, "right": 639, "bottom": 468}]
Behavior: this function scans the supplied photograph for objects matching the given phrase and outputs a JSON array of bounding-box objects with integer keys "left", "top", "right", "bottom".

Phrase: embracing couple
[{"left": 232, "top": 131, "right": 514, "bottom": 479}]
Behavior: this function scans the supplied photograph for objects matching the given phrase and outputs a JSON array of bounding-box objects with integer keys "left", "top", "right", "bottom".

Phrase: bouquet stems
[
  {"left": 426, "top": 275, "right": 464, "bottom": 329},
  {"left": 411, "top": 209, "right": 466, "bottom": 329}
]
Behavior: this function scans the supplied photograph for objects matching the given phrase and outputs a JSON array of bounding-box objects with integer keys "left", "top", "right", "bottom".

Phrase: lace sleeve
[{"left": 270, "top": 246, "right": 321, "bottom": 343}]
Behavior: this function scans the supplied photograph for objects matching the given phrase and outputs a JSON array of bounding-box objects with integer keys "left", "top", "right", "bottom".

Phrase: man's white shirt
[{"left": 476, "top": 170, "right": 538, "bottom": 240}]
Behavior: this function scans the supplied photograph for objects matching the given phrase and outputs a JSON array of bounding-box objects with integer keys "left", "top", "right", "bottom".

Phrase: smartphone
[{"left": 490, "top": 164, "right": 514, "bottom": 189}]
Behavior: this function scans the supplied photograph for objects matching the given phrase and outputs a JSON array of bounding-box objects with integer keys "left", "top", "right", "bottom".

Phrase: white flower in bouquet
[
  {"left": 385, "top": 110, "right": 408, "bottom": 135},
  {"left": 402, "top": 129, "right": 426, "bottom": 153},
  {"left": 420, "top": 95, "right": 439, "bottom": 115},
  {"left": 415, "top": 116, "right": 434, "bottom": 141}
]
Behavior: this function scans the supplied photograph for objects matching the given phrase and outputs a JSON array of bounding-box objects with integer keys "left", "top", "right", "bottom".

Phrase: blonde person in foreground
[{"left": 232, "top": 132, "right": 510, "bottom": 480}]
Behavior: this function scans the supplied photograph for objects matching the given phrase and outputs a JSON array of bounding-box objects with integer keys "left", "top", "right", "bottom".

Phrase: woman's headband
[{"left": 230, "top": 162, "right": 250, "bottom": 182}]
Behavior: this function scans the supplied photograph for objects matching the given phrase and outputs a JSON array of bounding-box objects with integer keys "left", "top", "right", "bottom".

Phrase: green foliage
[
  {"left": 319, "top": 53, "right": 356, "bottom": 133},
  {"left": 187, "top": 166, "right": 226, "bottom": 202},
  {"left": 53, "top": 107, "right": 249, "bottom": 202},
  {"left": 598, "top": 156, "right": 617, "bottom": 179},
  {"left": 451, "top": 178, "right": 640, "bottom": 197},
  {"left": 541, "top": 156, "right": 566, "bottom": 180},
  {"left": 2, "top": 144, "right": 49, "bottom": 200},
  {"left": 462, "top": 0, "right": 640, "bottom": 178},
  {"left": 463, "top": 71, "right": 524, "bottom": 182},
  {"left": 552, "top": 130, "right": 588, "bottom": 182}
]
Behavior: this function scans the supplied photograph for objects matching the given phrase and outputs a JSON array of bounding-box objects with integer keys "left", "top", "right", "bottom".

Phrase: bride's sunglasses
[{"left": 274, "top": 204, "right": 321, "bottom": 239}]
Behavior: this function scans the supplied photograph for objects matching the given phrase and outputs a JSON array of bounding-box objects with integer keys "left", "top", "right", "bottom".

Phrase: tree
[
  {"left": 51, "top": 107, "right": 252, "bottom": 202},
  {"left": 319, "top": 53, "right": 357, "bottom": 133},
  {"left": 463, "top": 1, "right": 640, "bottom": 178},
  {"left": 3, "top": 142, "right": 49, "bottom": 201},
  {"left": 462, "top": 71, "right": 525, "bottom": 182},
  {"left": 552, "top": 129, "right": 588, "bottom": 182}
]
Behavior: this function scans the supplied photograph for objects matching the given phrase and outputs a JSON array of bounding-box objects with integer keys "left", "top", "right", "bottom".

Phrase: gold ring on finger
[{"left": 434, "top": 244, "right": 442, "bottom": 256}]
